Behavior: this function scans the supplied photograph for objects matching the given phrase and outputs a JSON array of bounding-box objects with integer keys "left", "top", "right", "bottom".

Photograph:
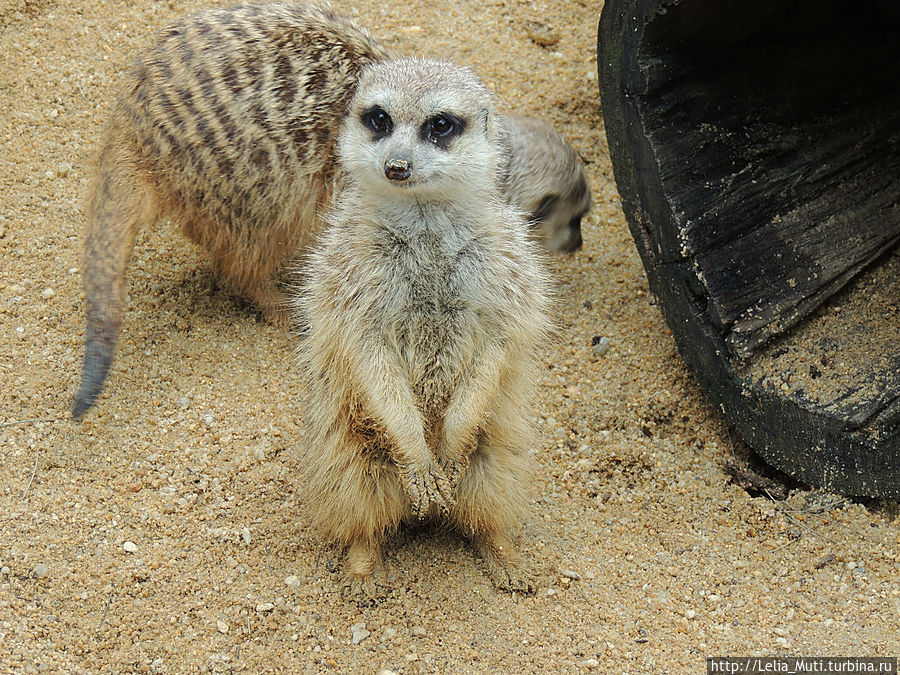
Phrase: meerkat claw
[{"left": 399, "top": 461, "right": 455, "bottom": 518}]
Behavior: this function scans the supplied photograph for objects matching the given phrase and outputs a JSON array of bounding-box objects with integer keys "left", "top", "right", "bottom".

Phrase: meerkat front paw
[
  {"left": 398, "top": 460, "right": 456, "bottom": 519},
  {"left": 443, "top": 455, "right": 470, "bottom": 490}
]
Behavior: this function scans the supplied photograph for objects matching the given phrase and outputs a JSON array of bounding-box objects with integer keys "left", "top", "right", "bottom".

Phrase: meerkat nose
[{"left": 384, "top": 159, "right": 412, "bottom": 182}]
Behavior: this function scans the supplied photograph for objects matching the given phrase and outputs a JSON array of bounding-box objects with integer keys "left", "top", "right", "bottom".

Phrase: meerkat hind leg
[
  {"left": 207, "top": 244, "right": 291, "bottom": 326},
  {"left": 454, "top": 440, "right": 536, "bottom": 594},
  {"left": 341, "top": 538, "right": 384, "bottom": 601}
]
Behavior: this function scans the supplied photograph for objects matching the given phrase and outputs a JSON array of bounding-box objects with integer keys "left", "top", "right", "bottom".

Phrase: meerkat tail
[{"left": 72, "top": 143, "right": 156, "bottom": 419}]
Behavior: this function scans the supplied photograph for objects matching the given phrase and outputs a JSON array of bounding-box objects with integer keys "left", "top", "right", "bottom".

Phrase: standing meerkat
[
  {"left": 72, "top": 1, "right": 584, "bottom": 419},
  {"left": 296, "top": 57, "right": 552, "bottom": 594}
]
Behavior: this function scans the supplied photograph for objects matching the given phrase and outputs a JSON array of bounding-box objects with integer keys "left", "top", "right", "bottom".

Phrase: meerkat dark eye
[
  {"left": 421, "top": 113, "right": 466, "bottom": 148},
  {"left": 361, "top": 106, "right": 393, "bottom": 140},
  {"left": 530, "top": 194, "right": 559, "bottom": 224}
]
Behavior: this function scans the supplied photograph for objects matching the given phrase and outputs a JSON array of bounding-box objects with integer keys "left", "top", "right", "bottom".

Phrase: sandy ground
[{"left": 1, "top": 0, "right": 898, "bottom": 672}]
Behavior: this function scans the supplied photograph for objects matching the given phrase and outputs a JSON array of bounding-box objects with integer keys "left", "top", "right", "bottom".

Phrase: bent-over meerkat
[
  {"left": 72, "top": 2, "right": 583, "bottom": 419},
  {"left": 295, "top": 58, "right": 552, "bottom": 594}
]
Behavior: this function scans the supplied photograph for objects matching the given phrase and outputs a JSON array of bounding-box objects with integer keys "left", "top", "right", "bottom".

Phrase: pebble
[
  {"left": 216, "top": 619, "right": 229, "bottom": 635},
  {"left": 255, "top": 602, "right": 274, "bottom": 613},
  {"left": 32, "top": 563, "right": 49, "bottom": 578},
  {"left": 40, "top": 287, "right": 54, "bottom": 300},
  {"left": 684, "top": 609, "right": 697, "bottom": 620},
  {"left": 284, "top": 575, "right": 301, "bottom": 589},
  {"left": 377, "top": 671, "right": 399, "bottom": 675},
  {"left": 525, "top": 20, "right": 560, "bottom": 47},
  {"left": 580, "top": 658, "right": 600, "bottom": 670},
  {"left": 350, "top": 622, "right": 370, "bottom": 645},
  {"left": 178, "top": 397, "right": 190, "bottom": 409},
  {"left": 123, "top": 541, "right": 138, "bottom": 553},
  {"left": 560, "top": 569, "right": 582, "bottom": 581},
  {"left": 591, "top": 336, "right": 611, "bottom": 357},
  {"left": 411, "top": 626, "right": 427, "bottom": 637},
  {"left": 0, "top": 566, "right": 9, "bottom": 575},
  {"left": 383, "top": 627, "right": 397, "bottom": 641},
  {"left": 241, "top": 527, "right": 251, "bottom": 544}
]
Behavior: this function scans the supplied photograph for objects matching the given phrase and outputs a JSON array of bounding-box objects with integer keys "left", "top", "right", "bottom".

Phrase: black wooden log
[{"left": 598, "top": 0, "right": 900, "bottom": 496}]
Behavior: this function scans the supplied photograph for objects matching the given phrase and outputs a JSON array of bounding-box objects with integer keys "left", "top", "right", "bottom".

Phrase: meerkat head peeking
[
  {"left": 499, "top": 115, "right": 591, "bottom": 253},
  {"left": 339, "top": 58, "right": 500, "bottom": 205}
]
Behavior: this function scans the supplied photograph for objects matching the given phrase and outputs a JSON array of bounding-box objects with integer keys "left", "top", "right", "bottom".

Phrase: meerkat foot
[
  {"left": 340, "top": 540, "right": 385, "bottom": 604},
  {"left": 477, "top": 533, "right": 536, "bottom": 594},
  {"left": 398, "top": 461, "right": 456, "bottom": 519},
  {"left": 340, "top": 574, "right": 385, "bottom": 605}
]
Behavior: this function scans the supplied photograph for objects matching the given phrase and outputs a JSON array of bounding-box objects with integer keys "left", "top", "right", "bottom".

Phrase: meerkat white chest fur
[{"left": 297, "top": 58, "right": 552, "bottom": 594}]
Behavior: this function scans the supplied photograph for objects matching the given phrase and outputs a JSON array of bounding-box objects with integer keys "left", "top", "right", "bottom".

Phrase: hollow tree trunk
[{"left": 598, "top": 0, "right": 900, "bottom": 496}]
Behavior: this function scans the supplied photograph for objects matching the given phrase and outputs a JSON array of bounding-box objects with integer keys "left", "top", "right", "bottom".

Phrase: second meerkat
[{"left": 296, "top": 58, "right": 552, "bottom": 593}]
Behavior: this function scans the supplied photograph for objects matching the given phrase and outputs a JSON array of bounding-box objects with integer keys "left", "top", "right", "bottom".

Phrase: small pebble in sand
[
  {"left": 383, "top": 628, "right": 397, "bottom": 641},
  {"left": 411, "top": 626, "right": 427, "bottom": 637},
  {"left": 284, "top": 575, "right": 301, "bottom": 589},
  {"left": 40, "top": 287, "right": 55, "bottom": 300},
  {"left": 216, "top": 619, "right": 229, "bottom": 634},
  {"left": 525, "top": 20, "right": 560, "bottom": 47},
  {"left": 123, "top": 541, "right": 138, "bottom": 553},
  {"left": 591, "top": 335, "right": 611, "bottom": 357},
  {"left": 255, "top": 602, "right": 274, "bottom": 613},
  {"left": 241, "top": 528, "right": 251, "bottom": 544},
  {"left": 32, "top": 563, "right": 49, "bottom": 578},
  {"left": 350, "top": 622, "right": 370, "bottom": 645}
]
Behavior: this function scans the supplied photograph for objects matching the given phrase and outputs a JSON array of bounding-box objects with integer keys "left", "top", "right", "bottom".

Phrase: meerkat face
[
  {"left": 498, "top": 115, "right": 591, "bottom": 252},
  {"left": 339, "top": 59, "right": 499, "bottom": 203},
  {"left": 526, "top": 176, "right": 591, "bottom": 252}
]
